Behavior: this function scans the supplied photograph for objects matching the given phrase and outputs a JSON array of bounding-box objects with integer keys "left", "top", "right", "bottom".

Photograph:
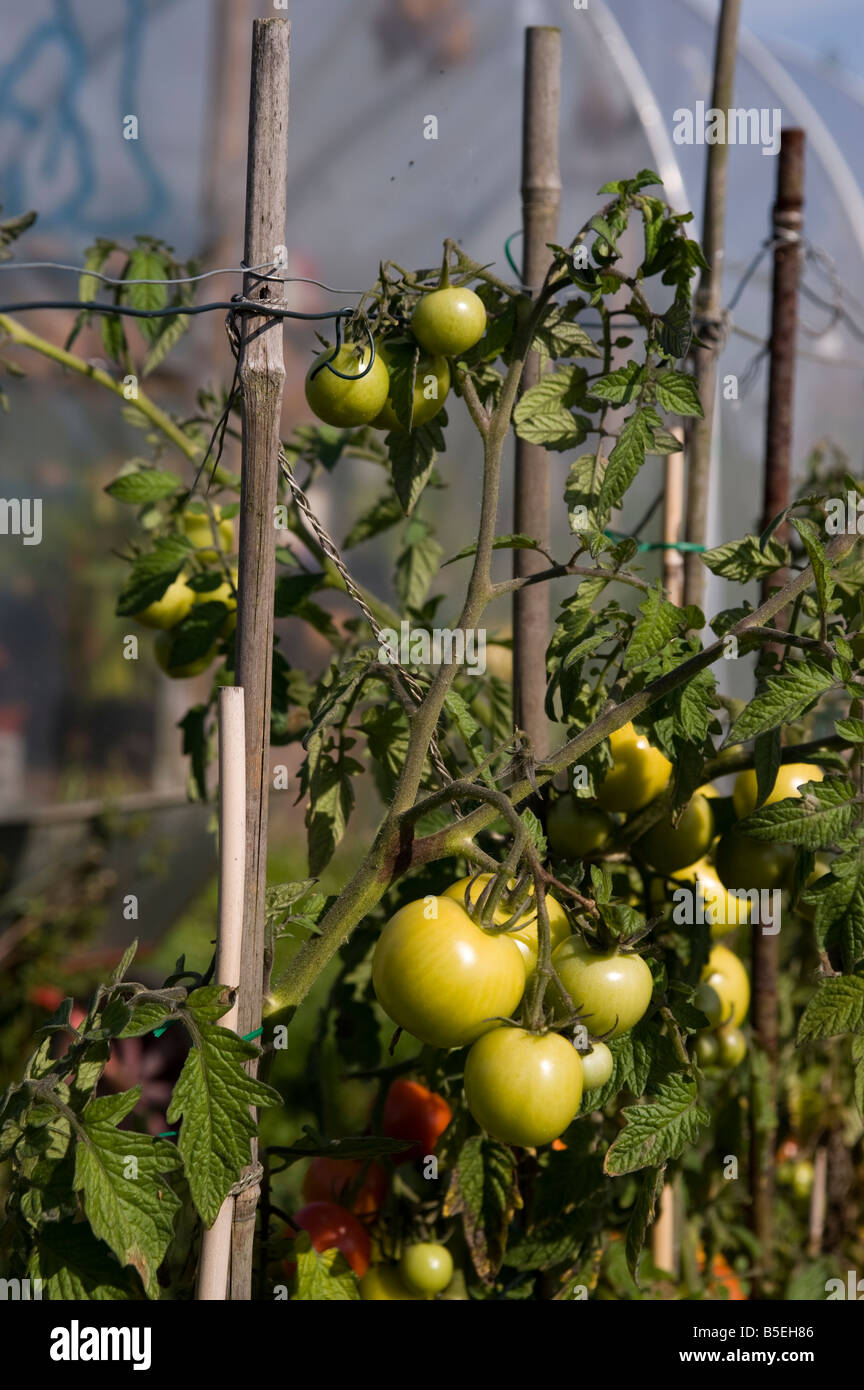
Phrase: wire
[
  {"left": 0, "top": 259, "right": 275, "bottom": 286},
  {"left": 0, "top": 260, "right": 363, "bottom": 294},
  {"left": 0, "top": 297, "right": 358, "bottom": 322}
]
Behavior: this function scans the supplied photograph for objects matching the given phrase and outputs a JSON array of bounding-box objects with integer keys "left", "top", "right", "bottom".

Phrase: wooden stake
[
  {"left": 751, "top": 128, "right": 805, "bottom": 1295},
  {"left": 197, "top": 687, "right": 247, "bottom": 1301},
  {"left": 230, "top": 15, "right": 290, "bottom": 1301},
  {"left": 683, "top": 0, "right": 742, "bottom": 609},
  {"left": 513, "top": 26, "right": 561, "bottom": 761}
]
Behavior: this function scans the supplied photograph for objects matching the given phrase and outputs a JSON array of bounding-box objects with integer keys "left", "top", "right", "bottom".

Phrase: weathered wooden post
[
  {"left": 230, "top": 15, "right": 290, "bottom": 1300},
  {"left": 683, "top": 0, "right": 742, "bottom": 610},
  {"left": 751, "top": 128, "right": 805, "bottom": 1294},
  {"left": 513, "top": 26, "right": 561, "bottom": 762}
]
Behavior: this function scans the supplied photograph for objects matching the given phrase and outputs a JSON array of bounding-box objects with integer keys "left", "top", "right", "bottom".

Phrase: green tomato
[
  {"left": 693, "top": 1032, "right": 720, "bottom": 1067},
  {"left": 546, "top": 797, "right": 614, "bottom": 859},
  {"left": 698, "top": 944, "right": 750, "bottom": 1028},
  {"left": 305, "top": 344, "right": 390, "bottom": 427},
  {"left": 716, "top": 1023, "right": 747, "bottom": 1067},
  {"left": 193, "top": 568, "right": 238, "bottom": 637},
  {"left": 182, "top": 507, "right": 234, "bottom": 560},
  {"left": 464, "top": 1026, "right": 583, "bottom": 1147},
  {"left": 552, "top": 937, "right": 653, "bottom": 1038},
  {"left": 411, "top": 286, "right": 487, "bottom": 357},
  {"left": 732, "top": 763, "right": 824, "bottom": 819},
  {"left": 371, "top": 895, "right": 525, "bottom": 1049},
  {"left": 372, "top": 344, "right": 450, "bottom": 430},
  {"left": 399, "top": 1243, "right": 454, "bottom": 1297},
  {"left": 715, "top": 826, "right": 793, "bottom": 894},
  {"left": 442, "top": 874, "right": 570, "bottom": 976},
  {"left": 580, "top": 1040, "right": 614, "bottom": 1090},
  {"left": 133, "top": 575, "right": 195, "bottom": 630},
  {"left": 154, "top": 631, "right": 217, "bottom": 679},
  {"left": 595, "top": 722, "right": 672, "bottom": 814},
  {"left": 791, "top": 1159, "right": 814, "bottom": 1199},
  {"left": 359, "top": 1265, "right": 421, "bottom": 1301},
  {"left": 638, "top": 793, "right": 714, "bottom": 875}
]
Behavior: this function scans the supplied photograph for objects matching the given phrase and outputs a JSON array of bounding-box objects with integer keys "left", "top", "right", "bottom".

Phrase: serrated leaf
[
  {"left": 388, "top": 420, "right": 441, "bottom": 514},
  {"left": 654, "top": 370, "right": 703, "bottom": 418},
  {"left": 742, "top": 778, "right": 855, "bottom": 849},
  {"left": 101, "top": 312, "right": 127, "bottom": 365},
  {"left": 167, "top": 1019, "right": 281, "bottom": 1226},
  {"left": 532, "top": 302, "right": 600, "bottom": 360},
  {"left": 797, "top": 975, "right": 864, "bottom": 1043},
  {"left": 292, "top": 1235, "right": 360, "bottom": 1300},
  {"left": 78, "top": 238, "right": 114, "bottom": 302},
  {"left": 803, "top": 840, "right": 864, "bottom": 968},
  {"left": 835, "top": 718, "right": 864, "bottom": 744},
  {"left": 724, "top": 664, "right": 835, "bottom": 745},
  {"left": 74, "top": 1088, "right": 181, "bottom": 1298},
  {"left": 105, "top": 468, "right": 182, "bottom": 504},
  {"left": 599, "top": 407, "right": 655, "bottom": 511},
  {"left": 115, "top": 537, "right": 193, "bottom": 616},
  {"left": 590, "top": 362, "right": 643, "bottom": 405},
  {"left": 702, "top": 534, "right": 790, "bottom": 582},
  {"left": 626, "top": 1166, "right": 665, "bottom": 1281},
  {"left": 30, "top": 1221, "right": 142, "bottom": 1300},
  {"left": 443, "top": 533, "right": 540, "bottom": 566},
  {"left": 125, "top": 248, "right": 168, "bottom": 345},
  {"left": 513, "top": 367, "right": 587, "bottom": 450},
  {"left": 603, "top": 1075, "right": 709, "bottom": 1175},
  {"left": 626, "top": 586, "right": 686, "bottom": 666},
  {"left": 443, "top": 1135, "right": 519, "bottom": 1283},
  {"left": 584, "top": 1022, "right": 654, "bottom": 1108},
  {"left": 791, "top": 515, "right": 835, "bottom": 616},
  {"left": 143, "top": 311, "right": 190, "bottom": 376},
  {"left": 117, "top": 999, "right": 174, "bottom": 1039},
  {"left": 394, "top": 517, "right": 442, "bottom": 611}
]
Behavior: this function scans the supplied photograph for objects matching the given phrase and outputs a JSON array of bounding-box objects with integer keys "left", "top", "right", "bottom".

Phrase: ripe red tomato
[
  {"left": 382, "top": 1078, "right": 452, "bottom": 1163},
  {"left": 290, "top": 1201, "right": 371, "bottom": 1278},
  {"left": 301, "top": 1157, "right": 387, "bottom": 1216}
]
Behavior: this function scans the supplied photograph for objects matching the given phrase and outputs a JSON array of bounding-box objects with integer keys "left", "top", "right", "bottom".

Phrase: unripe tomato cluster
[
  {"left": 304, "top": 285, "right": 487, "bottom": 431},
  {"left": 130, "top": 505, "right": 238, "bottom": 678},
  {"left": 370, "top": 873, "right": 655, "bottom": 1149}
]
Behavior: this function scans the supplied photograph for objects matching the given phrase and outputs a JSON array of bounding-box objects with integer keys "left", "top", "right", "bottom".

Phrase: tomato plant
[{"left": 2, "top": 133, "right": 863, "bottom": 1310}]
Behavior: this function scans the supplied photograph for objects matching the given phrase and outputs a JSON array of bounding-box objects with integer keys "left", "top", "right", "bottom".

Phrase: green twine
[
  {"left": 504, "top": 230, "right": 523, "bottom": 278},
  {"left": 605, "top": 529, "right": 707, "bottom": 554}
]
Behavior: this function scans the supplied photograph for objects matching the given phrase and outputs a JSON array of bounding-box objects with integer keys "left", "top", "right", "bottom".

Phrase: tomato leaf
[
  {"left": 625, "top": 1165, "right": 666, "bottom": 1283},
  {"left": 797, "top": 976, "right": 864, "bottom": 1044},
  {"left": 701, "top": 534, "right": 790, "bottom": 582},
  {"left": 29, "top": 1221, "right": 142, "bottom": 1300},
  {"left": 603, "top": 1075, "right": 709, "bottom": 1176},
  {"left": 74, "top": 1088, "right": 182, "bottom": 1299},
  {"left": 443, "top": 1135, "right": 520, "bottom": 1283},
  {"left": 291, "top": 1234, "right": 360, "bottom": 1301},
  {"left": 723, "top": 662, "right": 836, "bottom": 746},
  {"left": 167, "top": 999, "right": 281, "bottom": 1226},
  {"left": 741, "top": 778, "right": 856, "bottom": 849}
]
